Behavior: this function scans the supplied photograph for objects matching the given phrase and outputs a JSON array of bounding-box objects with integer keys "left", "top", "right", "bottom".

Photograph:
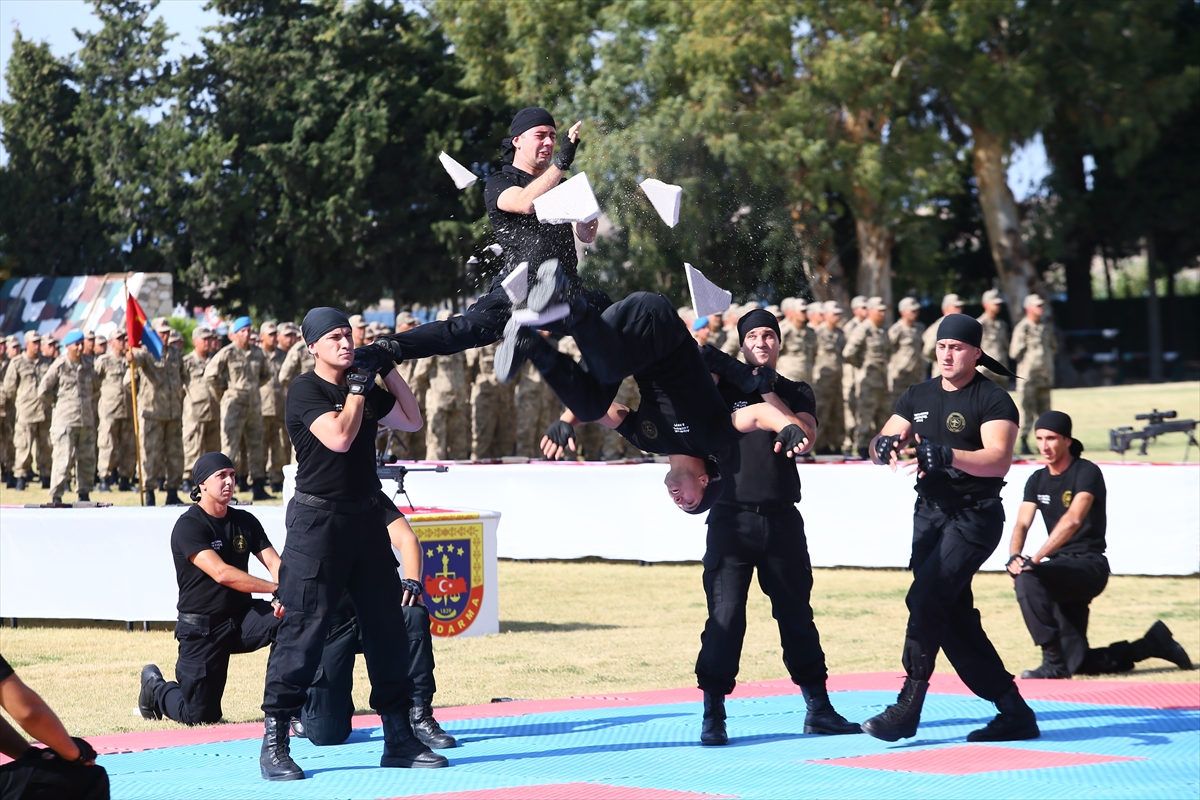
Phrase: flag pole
[{"left": 125, "top": 279, "right": 146, "bottom": 506}]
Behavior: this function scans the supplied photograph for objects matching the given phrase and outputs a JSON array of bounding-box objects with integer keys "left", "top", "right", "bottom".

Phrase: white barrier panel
[
  {"left": 0, "top": 504, "right": 499, "bottom": 636},
  {"left": 372, "top": 461, "right": 1200, "bottom": 576}
]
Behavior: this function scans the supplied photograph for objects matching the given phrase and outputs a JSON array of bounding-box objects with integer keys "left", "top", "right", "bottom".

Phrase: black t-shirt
[
  {"left": 1023, "top": 457, "right": 1107, "bottom": 556},
  {"left": 615, "top": 339, "right": 739, "bottom": 461},
  {"left": 0, "top": 653, "right": 12, "bottom": 682},
  {"left": 484, "top": 165, "right": 579, "bottom": 275},
  {"left": 718, "top": 375, "right": 817, "bottom": 505},
  {"left": 286, "top": 371, "right": 396, "bottom": 500},
  {"left": 893, "top": 372, "right": 1019, "bottom": 503},
  {"left": 172, "top": 504, "right": 272, "bottom": 617}
]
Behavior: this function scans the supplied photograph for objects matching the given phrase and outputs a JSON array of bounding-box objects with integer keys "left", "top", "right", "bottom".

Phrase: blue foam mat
[{"left": 104, "top": 691, "right": 1200, "bottom": 800}]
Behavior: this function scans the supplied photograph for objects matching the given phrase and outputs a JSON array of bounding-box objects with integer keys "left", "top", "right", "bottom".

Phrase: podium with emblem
[{"left": 401, "top": 507, "right": 499, "bottom": 638}]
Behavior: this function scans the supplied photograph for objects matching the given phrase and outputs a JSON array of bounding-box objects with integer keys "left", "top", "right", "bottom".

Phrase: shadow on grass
[{"left": 500, "top": 621, "right": 621, "bottom": 633}]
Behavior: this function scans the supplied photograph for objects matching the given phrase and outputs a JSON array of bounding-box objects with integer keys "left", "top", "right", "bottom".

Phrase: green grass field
[{"left": 1, "top": 563, "right": 1196, "bottom": 738}]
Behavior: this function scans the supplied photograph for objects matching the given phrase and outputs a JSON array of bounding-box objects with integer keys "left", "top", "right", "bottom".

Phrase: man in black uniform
[
  {"left": 864, "top": 314, "right": 1039, "bottom": 743},
  {"left": 532, "top": 293, "right": 810, "bottom": 513},
  {"left": 692, "top": 309, "right": 861, "bottom": 745},
  {"left": 138, "top": 452, "right": 283, "bottom": 726},
  {"left": 376, "top": 106, "right": 599, "bottom": 375},
  {"left": 291, "top": 496, "right": 456, "bottom": 749},
  {"left": 259, "top": 308, "right": 446, "bottom": 781},
  {"left": 1006, "top": 411, "right": 1192, "bottom": 678}
]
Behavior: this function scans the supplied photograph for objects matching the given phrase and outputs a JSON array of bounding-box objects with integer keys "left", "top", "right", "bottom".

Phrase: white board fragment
[
  {"left": 639, "top": 178, "right": 682, "bottom": 228},
  {"left": 502, "top": 262, "right": 529, "bottom": 305},
  {"left": 438, "top": 151, "right": 478, "bottom": 189},
  {"left": 533, "top": 172, "right": 601, "bottom": 225},
  {"left": 486, "top": 243, "right": 504, "bottom": 256},
  {"left": 685, "top": 263, "right": 732, "bottom": 320}
]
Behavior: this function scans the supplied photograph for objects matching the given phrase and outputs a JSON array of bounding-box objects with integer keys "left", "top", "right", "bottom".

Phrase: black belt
[
  {"left": 178, "top": 612, "right": 227, "bottom": 627},
  {"left": 716, "top": 499, "right": 796, "bottom": 516},
  {"left": 917, "top": 494, "right": 997, "bottom": 513},
  {"left": 293, "top": 491, "right": 378, "bottom": 515}
]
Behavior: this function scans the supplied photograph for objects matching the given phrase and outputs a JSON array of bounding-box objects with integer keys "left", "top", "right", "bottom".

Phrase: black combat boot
[
  {"left": 1019, "top": 439, "right": 1033, "bottom": 456},
  {"left": 164, "top": 487, "right": 184, "bottom": 506},
  {"left": 800, "top": 684, "right": 862, "bottom": 735},
  {"left": 138, "top": 665, "right": 164, "bottom": 720},
  {"left": 40, "top": 476, "right": 50, "bottom": 489},
  {"left": 252, "top": 479, "right": 274, "bottom": 501},
  {"left": 494, "top": 319, "right": 533, "bottom": 384},
  {"left": 1021, "top": 640, "right": 1071, "bottom": 679},
  {"left": 862, "top": 677, "right": 928, "bottom": 742},
  {"left": 3, "top": 472, "right": 14, "bottom": 488},
  {"left": 1139, "top": 620, "right": 1193, "bottom": 670},
  {"left": 237, "top": 476, "right": 249, "bottom": 493},
  {"left": 410, "top": 698, "right": 457, "bottom": 748},
  {"left": 14, "top": 476, "right": 26, "bottom": 491},
  {"left": 260, "top": 715, "right": 305, "bottom": 781},
  {"left": 379, "top": 712, "right": 449, "bottom": 768},
  {"left": 97, "top": 476, "right": 111, "bottom": 492},
  {"left": 119, "top": 475, "right": 133, "bottom": 491},
  {"left": 144, "top": 488, "right": 156, "bottom": 506},
  {"left": 967, "top": 684, "right": 1039, "bottom": 742},
  {"left": 77, "top": 491, "right": 90, "bottom": 503},
  {"left": 700, "top": 691, "right": 728, "bottom": 746},
  {"left": 271, "top": 482, "right": 284, "bottom": 493},
  {"left": 180, "top": 478, "right": 194, "bottom": 495},
  {"left": 288, "top": 717, "right": 307, "bottom": 739}
]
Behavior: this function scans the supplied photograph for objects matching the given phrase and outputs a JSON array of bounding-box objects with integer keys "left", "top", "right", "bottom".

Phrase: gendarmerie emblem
[
  {"left": 233, "top": 533, "right": 248, "bottom": 554},
  {"left": 641, "top": 420, "right": 659, "bottom": 440},
  {"left": 421, "top": 522, "right": 485, "bottom": 637},
  {"left": 1062, "top": 490, "right": 1073, "bottom": 508},
  {"left": 946, "top": 412, "right": 966, "bottom": 433}
]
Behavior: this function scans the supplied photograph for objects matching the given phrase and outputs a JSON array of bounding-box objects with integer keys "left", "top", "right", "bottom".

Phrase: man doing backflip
[
  {"left": 864, "top": 314, "right": 1039, "bottom": 743},
  {"left": 259, "top": 308, "right": 445, "bottom": 781},
  {"left": 1006, "top": 411, "right": 1192, "bottom": 678}
]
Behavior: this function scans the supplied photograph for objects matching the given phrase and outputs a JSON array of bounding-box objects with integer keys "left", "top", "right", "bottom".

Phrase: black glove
[
  {"left": 400, "top": 577, "right": 423, "bottom": 598},
  {"left": 346, "top": 368, "right": 374, "bottom": 396},
  {"left": 354, "top": 343, "right": 396, "bottom": 376},
  {"left": 915, "top": 439, "right": 955, "bottom": 473},
  {"left": 873, "top": 434, "right": 902, "bottom": 465},
  {"left": 752, "top": 364, "right": 779, "bottom": 395},
  {"left": 554, "top": 135, "right": 578, "bottom": 171},
  {"left": 544, "top": 420, "right": 575, "bottom": 449},
  {"left": 1005, "top": 553, "right": 1033, "bottom": 570},
  {"left": 774, "top": 424, "right": 807, "bottom": 455},
  {"left": 69, "top": 737, "right": 98, "bottom": 763}
]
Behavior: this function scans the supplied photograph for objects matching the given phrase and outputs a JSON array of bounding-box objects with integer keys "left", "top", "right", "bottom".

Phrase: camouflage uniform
[
  {"left": 5, "top": 351, "right": 52, "bottom": 481},
  {"left": 841, "top": 316, "right": 862, "bottom": 452},
  {"left": 598, "top": 377, "right": 643, "bottom": 460},
  {"left": 130, "top": 347, "right": 185, "bottom": 489},
  {"left": 812, "top": 325, "right": 846, "bottom": 454},
  {"left": 777, "top": 319, "right": 817, "bottom": 384},
  {"left": 94, "top": 350, "right": 137, "bottom": 483},
  {"left": 843, "top": 318, "right": 892, "bottom": 453},
  {"left": 887, "top": 319, "right": 927, "bottom": 407},
  {"left": 260, "top": 345, "right": 288, "bottom": 485},
  {"left": 922, "top": 316, "right": 949, "bottom": 379},
  {"left": 205, "top": 342, "right": 269, "bottom": 480},
  {"left": 1010, "top": 316, "right": 1057, "bottom": 448},
  {"left": 467, "top": 342, "right": 515, "bottom": 460},
  {"left": 424, "top": 352, "right": 469, "bottom": 460},
  {"left": 181, "top": 349, "right": 220, "bottom": 481},
  {"left": 39, "top": 354, "right": 98, "bottom": 500},
  {"left": 978, "top": 313, "right": 1012, "bottom": 389},
  {"left": 279, "top": 339, "right": 316, "bottom": 462},
  {"left": 0, "top": 351, "right": 13, "bottom": 479},
  {"left": 390, "top": 357, "right": 430, "bottom": 460}
]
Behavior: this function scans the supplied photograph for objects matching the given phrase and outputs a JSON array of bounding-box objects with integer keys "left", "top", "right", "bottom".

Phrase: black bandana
[
  {"left": 193, "top": 452, "right": 235, "bottom": 486},
  {"left": 686, "top": 456, "right": 724, "bottom": 516},
  {"left": 1035, "top": 410, "right": 1084, "bottom": 455},
  {"left": 737, "top": 309, "right": 781, "bottom": 342},
  {"left": 301, "top": 307, "right": 350, "bottom": 346},
  {"left": 501, "top": 107, "right": 556, "bottom": 165},
  {"left": 935, "top": 313, "right": 1018, "bottom": 378}
]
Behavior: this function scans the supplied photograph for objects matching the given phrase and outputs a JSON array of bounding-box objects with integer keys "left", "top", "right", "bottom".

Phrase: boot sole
[
  {"left": 527, "top": 260, "right": 565, "bottom": 313},
  {"left": 699, "top": 737, "right": 728, "bottom": 746},
  {"left": 804, "top": 722, "right": 864, "bottom": 735},
  {"left": 861, "top": 720, "right": 916, "bottom": 742},
  {"left": 967, "top": 725, "right": 1040, "bottom": 742},
  {"left": 380, "top": 757, "right": 450, "bottom": 768},
  {"left": 260, "top": 766, "right": 306, "bottom": 781}
]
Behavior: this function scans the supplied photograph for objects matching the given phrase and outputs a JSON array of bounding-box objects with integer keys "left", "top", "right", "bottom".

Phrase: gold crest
[
  {"left": 641, "top": 420, "right": 659, "bottom": 440},
  {"left": 1061, "top": 490, "right": 1073, "bottom": 508},
  {"left": 233, "top": 533, "right": 248, "bottom": 553},
  {"left": 946, "top": 412, "right": 966, "bottom": 433}
]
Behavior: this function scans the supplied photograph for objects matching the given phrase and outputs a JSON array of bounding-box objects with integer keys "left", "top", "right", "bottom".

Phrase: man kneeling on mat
[{"left": 290, "top": 494, "right": 456, "bottom": 749}]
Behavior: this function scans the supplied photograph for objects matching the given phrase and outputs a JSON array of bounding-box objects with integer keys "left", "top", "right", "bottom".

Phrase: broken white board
[
  {"left": 438, "top": 151, "right": 478, "bottom": 189},
  {"left": 639, "top": 178, "right": 682, "bottom": 228},
  {"left": 511, "top": 304, "right": 570, "bottom": 327},
  {"left": 502, "top": 262, "right": 529, "bottom": 305},
  {"left": 486, "top": 243, "right": 503, "bottom": 256},
  {"left": 685, "top": 263, "right": 732, "bottom": 320},
  {"left": 533, "top": 172, "right": 601, "bottom": 225}
]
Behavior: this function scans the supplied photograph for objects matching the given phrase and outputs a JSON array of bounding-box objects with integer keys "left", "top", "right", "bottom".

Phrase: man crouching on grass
[{"left": 138, "top": 452, "right": 284, "bottom": 726}]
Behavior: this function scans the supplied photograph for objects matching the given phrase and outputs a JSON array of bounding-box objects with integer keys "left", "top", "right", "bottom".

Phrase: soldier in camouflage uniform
[
  {"left": 777, "top": 298, "right": 816, "bottom": 384},
  {"left": 597, "top": 376, "right": 643, "bottom": 460},
  {"left": 922, "top": 293, "right": 965, "bottom": 380},
  {"left": 94, "top": 327, "right": 136, "bottom": 491},
  {"left": 978, "top": 289, "right": 1012, "bottom": 389},
  {"left": 1010, "top": 294, "right": 1057, "bottom": 456},
  {"left": 467, "top": 340, "right": 515, "bottom": 459},
  {"left": 887, "top": 297, "right": 927, "bottom": 407},
  {"left": 259, "top": 321, "right": 289, "bottom": 490},
  {"left": 205, "top": 316, "right": 273, "bottom": 499},
  {"left": 128, "top": 320, "right": 186, "bottom": 505},
  {"left": 843, "top": 297, "right": 893, "bottom": 459},
  {"left": 423, "top": 312, "right": 470, "bottom": 460},
  {"left": 387, "top": 313, "right": 429, "bottom": 461},
  {"left": 181, "top": 326, "right": 221, "bottom": 490},
  {"left": 39, "top": 330, "right": 98, "bottom": 503},
  {"left": 5, "top": 331, "right": 53, "bottom": 490},
  {"left": 841, "top": 296, "right": 868, "bottom": 454},
  {"left": 0, "top": 335, "right": 17, "bottom": 487},
  {"left": 811, "top": 302, "right": 846, "bottom": 455}
]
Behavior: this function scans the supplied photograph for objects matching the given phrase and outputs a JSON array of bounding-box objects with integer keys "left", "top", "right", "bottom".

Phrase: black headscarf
[
  {"left": 935, "top": 314, "right": 1018, "bottom": 378},
  {"left": 1035, "top": 410, "right": 1085, "bottom": 457},
  {"left": 193, "top": 452, "right": 234, "bottom": 486},
  {"left": 737, "top": 309, "right": 781, "bottom": 341},
  {"left": 301, "top": 307, "right": 350, "bottom": 347},
  {"left": 501, "top": 107, "right": 556, "bottom": 165},
  {"left": 685, "top": 456, "right": 724, "bottom": 516}
]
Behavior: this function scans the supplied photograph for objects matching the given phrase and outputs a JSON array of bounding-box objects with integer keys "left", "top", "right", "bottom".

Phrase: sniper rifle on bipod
[
  {"left": 376, "top": 461, "right": 449, "bottom": 511},
  {"left": 1108, "top": 409, "right": 1198, "bottom": 462}
]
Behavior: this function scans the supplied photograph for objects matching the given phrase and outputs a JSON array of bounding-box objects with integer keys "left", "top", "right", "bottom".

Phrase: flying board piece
[
  {"left": 502, "top": 262, "right": 530, "bottom": 305},
  {"left": 639, "top": 178, "right": 682, "bottom": 228},
  {"left": 533, "top": 172, "right": 601, "bottom": 225},
  {"left": 486, "top": 243, "right": 504, "bottom": 256},
  {"left": 685, "top": 263, "right": 732, "bottom": 320},
  {"left": 438, "top": 152, "right": 478, "bottom": 189}
]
